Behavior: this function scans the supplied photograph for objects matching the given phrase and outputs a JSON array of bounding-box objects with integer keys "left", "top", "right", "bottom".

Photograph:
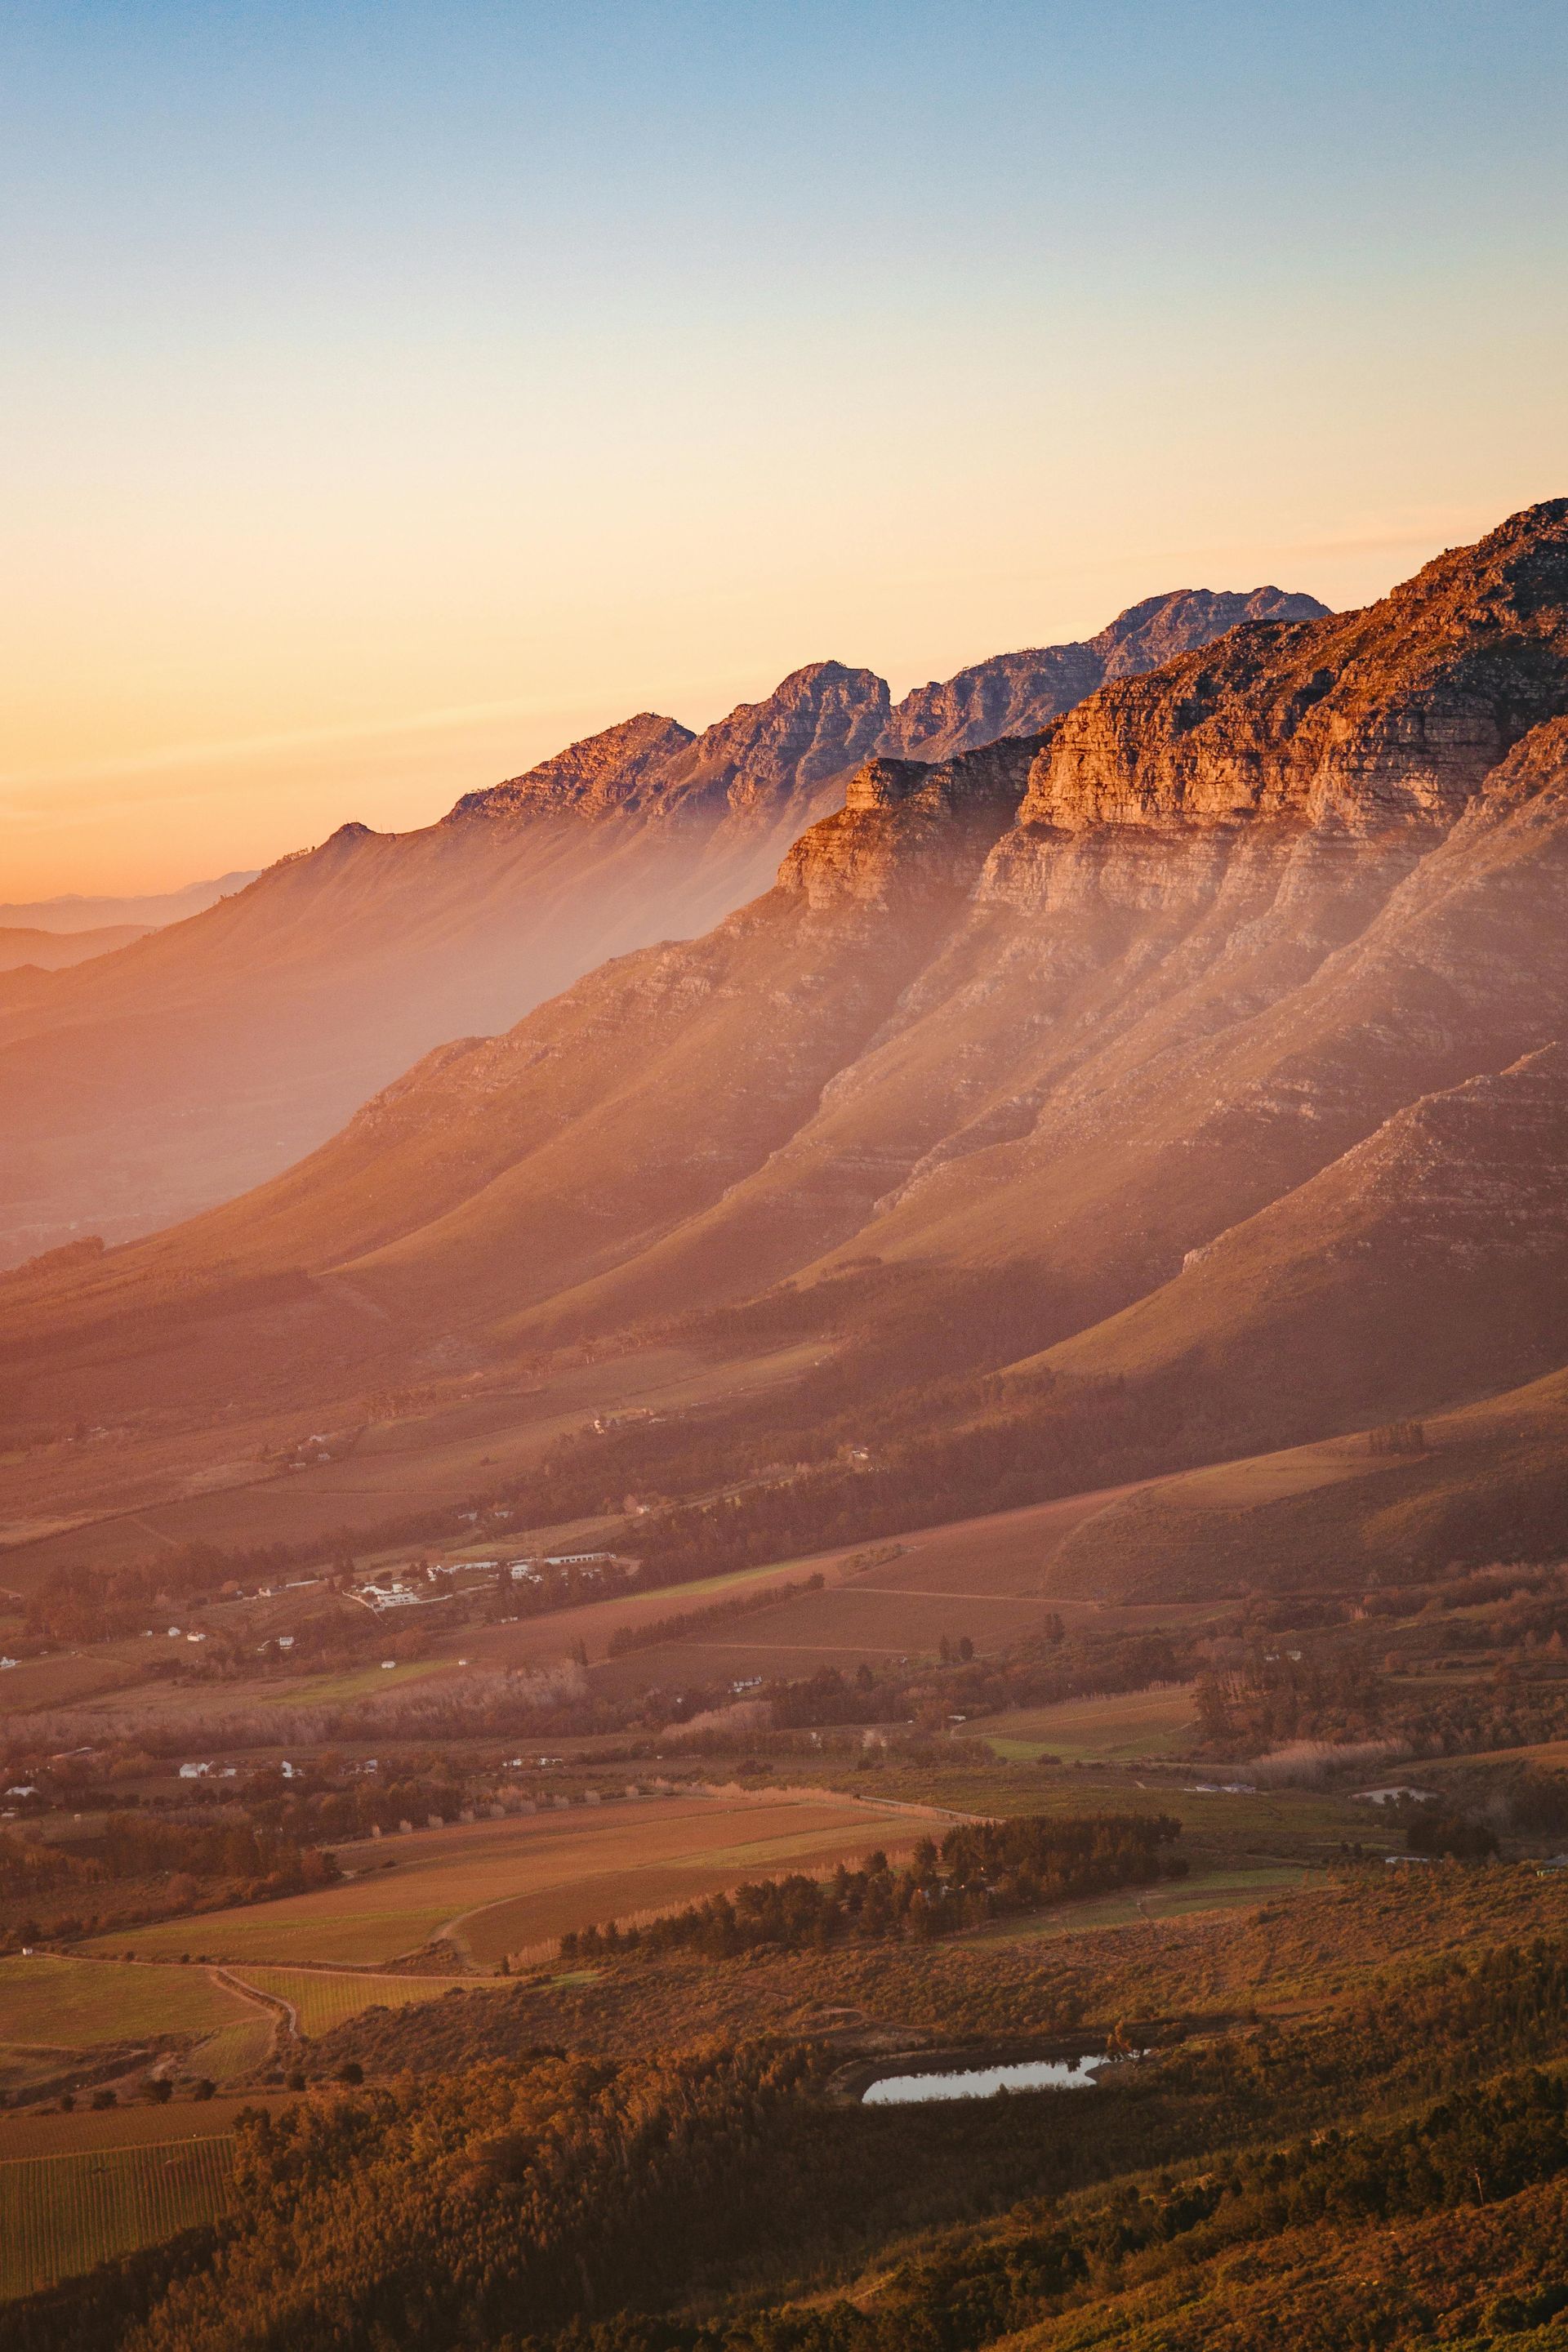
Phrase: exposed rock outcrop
[
  {"left": 883, "top": 586, "right": 1327, "bottom": 762},
  {"left": 778, "top": 741, "right": 1038, "bottom": 912},
  {"left": 998, "top": 500, "right": 1568, "bottom": 853},
  {"left": 448, "top": 712, "right": 696, "bottom": 822}
]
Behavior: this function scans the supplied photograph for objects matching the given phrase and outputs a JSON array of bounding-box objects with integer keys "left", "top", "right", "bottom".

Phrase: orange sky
[{"left": 4, "top": 3, "right": 1566, "bottom": 898}]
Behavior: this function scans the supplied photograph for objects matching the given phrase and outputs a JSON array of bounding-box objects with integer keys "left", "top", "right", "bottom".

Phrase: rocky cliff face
[
  {"left": 656, "top": 661, "right": 892, "bottom": 824},
  {"left": 881, "top": 586, "right": 1326, "bottom": 761},
  {"left": 996, "top": 501, "right": 1568, "bottom": 854},
  {"left": 777, "top": 740, "right": 1037, "bottom": 912}
]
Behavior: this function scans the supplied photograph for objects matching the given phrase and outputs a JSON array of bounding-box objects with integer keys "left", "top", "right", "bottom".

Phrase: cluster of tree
[
  {"left": 902, "top": 1624, "right": 1192, "bottom": 1720},
  {"left": 593, "top": 1381, "right": 1162, "bottom": 1596},
  {"left": 497, "top": 1555, "right": 638, "bottom": 1622},
  {"left": 7, "top": 1661, "right": 593, "bottom": 1775},
  {"left": 96, "top": 1813, "right": 339, "bottom": 1891},
  {"left": 607, "top": 1574, "right": 824, "bottom": 1658},
  {"left": 1192, "top": 1651, "right": 1387, "bottom": 1753},
  {"left": 10, "top": 2046, "right": 827, "bottom": 2352},
  {"left": 1394, "top": 1671, "right": 1568, "bottom": 1758},
  {"left": 0, "top": 1827, "right": 95, "bottom": 1899},
  {"left": 541, "top": 2065, "right": 1568, "bottom": 2352},
  {"left": 559, "top": 1812, "right": 1184, "bottom": 1962},
  {"left": 644, "top": 1626, "right": 1196, "bottom": 1746},
  {"left": 1509, "top": 1768, "right": 1568, "bottom": 1835},
  {"left": 1402, "top": 1805, "right": 1499, "bottom": 1861},
  {"left": 16, "top": 1544, "right": 238, "bottom": 1650},
  {"left": 1367, "top": 1420, "right": 1428, "bottom": 1455},
  {"left": 256, "top": 1766, "right": 499, "bottom": 1845}
]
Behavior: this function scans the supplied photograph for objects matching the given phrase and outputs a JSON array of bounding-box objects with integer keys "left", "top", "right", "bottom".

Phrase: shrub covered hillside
[{"left": 16, "top": 1900, "right": 1568, "bottom": 2352}]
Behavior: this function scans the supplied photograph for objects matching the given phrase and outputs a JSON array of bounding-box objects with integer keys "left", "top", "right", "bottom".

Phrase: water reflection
[{"left": 862, "top": 2056, "right": 1103, "bottom": 2105}]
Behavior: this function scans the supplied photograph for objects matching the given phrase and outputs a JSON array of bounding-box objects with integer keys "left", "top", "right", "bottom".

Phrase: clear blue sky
[{"left": 3, "top": 0, "right": 1566, "bottom": 889}]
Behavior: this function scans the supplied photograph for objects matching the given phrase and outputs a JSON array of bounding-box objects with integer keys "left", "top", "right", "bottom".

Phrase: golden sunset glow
[{"left": 4, "top": 6, "right": 1566, "bottom": 892}]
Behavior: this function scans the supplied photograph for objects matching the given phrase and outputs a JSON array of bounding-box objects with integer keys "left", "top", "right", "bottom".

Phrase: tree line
[{"left": 559, "top": 1812, "right": 1185, "bottom": 1962}]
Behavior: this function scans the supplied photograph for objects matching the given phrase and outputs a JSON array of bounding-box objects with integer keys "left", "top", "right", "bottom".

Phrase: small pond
[{"left": 862, "top": 2055, "right": 1104, "bottom": 2105}]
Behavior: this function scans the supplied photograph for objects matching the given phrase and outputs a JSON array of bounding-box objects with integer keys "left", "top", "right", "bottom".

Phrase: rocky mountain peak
[
  {"left": 655, "top": 659, "right": 893, "bottom": 822},
  {"left": 442, "top": 589, "right": 1338, "bottom": 845},
  {"left": 448, "top": 710, "right": 696, "bottom": 824},
  {"left": 880, "top": 586, "right": 1331, "bottom": 764},
  {"left": 1088, "top": 585, "right": 1330, "bottom": 679}
]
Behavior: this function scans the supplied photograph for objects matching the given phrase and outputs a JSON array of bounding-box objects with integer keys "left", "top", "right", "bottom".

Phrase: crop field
[
  {"left": 229, "top": 1965, "right": 484, "bottom": 2037},
  {"left": 0, "top": 1954, "right": 261, "bottom": 2063},
  {"left": 974, "top": 1862, "right": 1312, "bottom": 1948},
  {"left": 186, "top": 2015, "right": 277, "bottom": 2080},
  {"left": 79, "top": 1793, "right": 920, "bottom": 1968},
  {"left": 253, "top": 1658, "right": 450, "bottom": 1705},
  {"left": 0, "top": 1652, "right": 141, "bottom": 1710},
  {"left": 470, "top": 1486, "right": 1227, "bottom": 1693},
  {"left": 0, "top": 2132, "right": 237, "bottom": 2300},
  {"left": 978, "top": 1684, "right": 1200, "bottom": 1762},
  {"left": 0, "top": 2095, "right": 287, "bottom": 2161},
  {"left": 458, "top": 1806, "right": 923, "bottom": 1963}
]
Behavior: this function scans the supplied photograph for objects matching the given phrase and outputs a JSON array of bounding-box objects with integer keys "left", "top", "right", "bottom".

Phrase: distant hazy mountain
[
  {"left": 0, "top": 872, "right": 259, "bottom": 933},
  {"left": 0, "top": 923, "right": 149, "bottom": 972},
  {"left": 0, "top": 586, "right": 1321, "bottom": 1263}
]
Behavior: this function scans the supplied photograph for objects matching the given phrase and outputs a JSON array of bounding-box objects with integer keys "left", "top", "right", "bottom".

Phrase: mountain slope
[
  {"left": 0, "top": 590, "right": 1317, "bottom": 1266},
  {"left": 2, "top": 506, "right": 1563, "bottom": 1507}
]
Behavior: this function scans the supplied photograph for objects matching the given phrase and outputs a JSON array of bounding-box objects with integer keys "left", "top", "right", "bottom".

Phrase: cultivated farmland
[
  {"left": 79, "top": 1793, "right": 921, "bottom": 1968},
  {"left": 0, "top": 1954, "right": 265, "bottom": 2097},
  {"left": 466, "top": 1483, "right": 1219, "bottom": 1694},
  {"left": 979, "top": 1683, "right": 1200, "bottom": 1762},
  {"left": 229, "top": 1965, "right": 486, "bottom": 2038},
  {"left": 0, "top": 2132, "right": 236, "bottom": 2300}
]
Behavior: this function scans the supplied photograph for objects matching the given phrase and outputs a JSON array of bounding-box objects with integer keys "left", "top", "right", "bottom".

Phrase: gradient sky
[{"left": 4, "top": 1, "right": 1567, "bottom": 895}]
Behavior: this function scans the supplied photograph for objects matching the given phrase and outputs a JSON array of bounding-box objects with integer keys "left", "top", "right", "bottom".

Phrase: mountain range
[
  {"left": 0, "top": 587, "right": 1321, "bottom": 1267},
  {"left": 9, "top": 506, "right": 1568, "bottom": 1597}
]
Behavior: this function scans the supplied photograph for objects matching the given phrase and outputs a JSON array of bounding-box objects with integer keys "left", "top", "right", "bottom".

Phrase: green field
[
  {"left": 0, "top": 1954, "right": 261, "bottom": 2064},
  {"left": 973, "top": 1861, "right": 1311, "bottom": 1945},
  {"left": 186, "top": 2016, "right": 277, "bottom": 2081},
  {"left": 0, "top": 2134, "right": 237, "bottom": 2300},
  {"left": 230, "top": 1966, "right": 483, "bottom": 2037},
  {"left": 980, "top": 1683, "right": 1199, "bottom": 1762},
  {"left": 256, "top": 1658, "right": 448, "bottom": 1705}
]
